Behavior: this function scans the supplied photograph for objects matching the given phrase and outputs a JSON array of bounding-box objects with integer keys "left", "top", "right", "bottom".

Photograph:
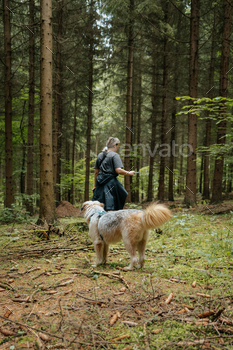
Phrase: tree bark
[
  {"left": 53, "top": 0, "right": 63, "bottom": 205},
  {"left": 20, "top": 101, "right": 27, "bottom": 198},
  {"left": 3, "top": 0, "right": 14, "bottom": 207},
  {"left": 168, "top": 109, "right": 176, "bottom": 201},
  {"left": 84, "top": 0, "right": 94, "bottom": 201},
  {"left": 132, "top": 54, "right": 141, "bottom": 203},
  {"left": 39, "top": 0, "right": 55, "bottom": 224},
  {"left": 71, "top": 88, "right": 77, "bottom": 204},
  {"left": 184, "top": 0, "right": 199, "bottom": 207},
  {"left": 158, "top": 2, "right": 169, "bottom": 201},
  {"left": 147, "top": 52, "right": 157, "bottom": 202},
  {"left": 124, "top": 0, "right": 134, "bottom": 202},
  {"left": 26, "top": 0, "right": 35, "bottom": 214},
  {"left": 211, "top": 0, "right": 231, "bottom": 203},
  {"left": 202, "top": 6, "right": 217, "bottom": 200}
]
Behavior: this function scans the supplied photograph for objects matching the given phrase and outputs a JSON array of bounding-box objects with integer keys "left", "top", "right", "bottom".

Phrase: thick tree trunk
[
  {"left": 53, "top": 0, "right": 63, "bottom": 205},
  {"left": 184, "top": 0, "right": 199, "bottom": 207},
  {"left": 147, "top": 52, "right": 157, "bottom": 202},
  {"left": 3, "top": 0, "right": 14, "bottom": 208},
  {"left": 124, "top": 0, "right": 134, "bottom": 202},
  {"left": 84, "top": 0, "right": 94, "bottom": 201},
  {"left": 158, "top": 3, "right": 169, "bottom": 201},
  {"left": 211, "top": 0, "right": 231, "bottom": 203},
  {"left": 39, "top": 0, "right": 55, "bottom": 224},
  {"left": 26, "top": 0, "right": 35, "bottom": 214}
]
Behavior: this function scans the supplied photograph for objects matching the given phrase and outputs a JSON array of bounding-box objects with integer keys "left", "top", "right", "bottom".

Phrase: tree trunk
[
  {"left": 168, "top": 9, "right": 182, "bottom": 202},
  {"left": 53, "top": 0, "right": 63, "bottom": 205},
  {"left": 168, "top": 109, "right": 176, "bottom": 201},
  {"left": 158, "top": 2, "right": 169, "bottom": 201},
  {"left": 199, "top": 154, "right": 204, "bottom": 194},
  {"left": 184, "top": 0, "right": 199, "bottom": 207},
  {"left": 3, "top": 0, "right": 14, "bottom": 207},
  {"left": 178, "top": 134, "right": 184, "bottom": 195},
  {"left": 124, "top": 0, "right": 134, "bottom": 202},
  {"left": 71, "top": 88, "right": 77, "bottom": 204},
  {"left": 203, "top": 6, "right": 217, "bottom": 200},
  {"left": 132, "top": 54, "right": 141, "bottom": 203},
  {"left": 84, "top": 0, "right": 94, "bottom": 201},
  {"left": 20, "top": 101, "right": 27, "bottom": 198},
  {"left": 211, "top": 0, "right": 232, "bottom": 203},
  {"left": 147, "top": 52, "right": 157, "bottom": 202},
  {"left": 39, "top": 0, "right": 55, "bottom": 224},
  {"left": 26, "top": 0, "right": 35, "bottom": 214}
]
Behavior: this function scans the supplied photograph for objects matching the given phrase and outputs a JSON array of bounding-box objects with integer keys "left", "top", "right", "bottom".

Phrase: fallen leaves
[
  {"left": 0, "top": 327, "right": 16, "bottom": 336},
  {"left": 198, "top": 310, "right": 216, "bottom": 318},
  {"left": 192, "top": 280, "right": 197, "bottom": 288},
  {"left": 196, "top": 293, "right": 211, "bottom": 298},
  {"left": 12, "top": 295, "right": 30, "bottom": 303},
  {"left": 151, "top": 328, "right": 162, "bottom": 334},
  {"left": 165, "top": 292, "right": 174, "bottom": 304},
  {"left": 111, "top": 334, "right": 131, "bottom": 342},
  {"left": 110, "top": 311, "right": 121, "bottom": 326},
  {"left": 122, "top": 320, "right": 138, "bottom": 327}
]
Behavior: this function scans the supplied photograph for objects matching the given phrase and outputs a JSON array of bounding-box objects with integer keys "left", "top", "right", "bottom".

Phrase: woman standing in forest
[{"left": 92, "top": 137, "right": 135, "bottom": 210}]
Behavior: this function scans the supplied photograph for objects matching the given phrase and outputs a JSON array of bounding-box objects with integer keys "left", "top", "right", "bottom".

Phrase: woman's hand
[{"left": 115, "top": 168, "right": 135, "bottom": 176}]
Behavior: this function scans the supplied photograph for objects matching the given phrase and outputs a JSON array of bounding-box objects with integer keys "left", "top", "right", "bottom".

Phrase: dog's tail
[{"left": 141, "top": 203, "right": 171, "bottom": 230}]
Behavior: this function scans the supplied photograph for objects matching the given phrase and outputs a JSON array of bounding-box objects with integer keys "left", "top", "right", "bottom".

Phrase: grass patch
[{"left": 0, "top": 209, "right": 232, "bottom": 349}]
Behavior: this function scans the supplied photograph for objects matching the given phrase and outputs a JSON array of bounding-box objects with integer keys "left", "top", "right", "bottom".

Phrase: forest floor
[{"left": 0, "top": 200, "right": 233, "bottom": 350}]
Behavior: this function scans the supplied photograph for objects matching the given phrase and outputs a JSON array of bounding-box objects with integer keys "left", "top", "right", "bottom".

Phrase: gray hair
[{"left": 106, "top": 137, "right": 120, "bottom": 149}]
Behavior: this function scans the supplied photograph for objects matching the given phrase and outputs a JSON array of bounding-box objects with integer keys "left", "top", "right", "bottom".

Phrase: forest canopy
[{"left": 1, "top": 0, "right": 233, "bottom": 222}]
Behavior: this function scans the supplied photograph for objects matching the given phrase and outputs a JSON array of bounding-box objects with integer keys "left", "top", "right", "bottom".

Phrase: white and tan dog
[{"left": 81, "top": 201, "right": 171, "bottom": 270}]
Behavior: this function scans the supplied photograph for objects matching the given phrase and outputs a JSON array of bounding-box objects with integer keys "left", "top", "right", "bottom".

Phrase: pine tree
[{"left": 38, "top": 0, "right": 55, "bottom": 224}]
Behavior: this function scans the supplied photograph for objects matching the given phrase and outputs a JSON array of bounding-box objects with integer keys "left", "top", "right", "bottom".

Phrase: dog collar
[{"left": 89, "top": 210, "right": 106, "bottom": 222}]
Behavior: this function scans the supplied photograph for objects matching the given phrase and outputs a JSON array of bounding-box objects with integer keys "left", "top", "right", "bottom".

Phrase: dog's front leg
[{"left": 94, "top": 240, "right": 104, "bottom": 266}]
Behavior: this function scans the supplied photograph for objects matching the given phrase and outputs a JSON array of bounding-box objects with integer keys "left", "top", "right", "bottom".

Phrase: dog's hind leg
[
  {"left": 123, "top": 241, "right": 138, "bottom": 270},
  {"left": 137, "top": 230, "right": 149, "bottom": 268}
]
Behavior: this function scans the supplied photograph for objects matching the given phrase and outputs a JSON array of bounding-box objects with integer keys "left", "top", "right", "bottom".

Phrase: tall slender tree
[
  {"left": 147, "top": 50, "right": 158, "bottom": 202},
  {"left": 202, "top": 6, "right": 217, "bottom": 200},
  {"left": 124, "top": 0, "right": 134, "bottom": 202},
  {"left": 211, "top": 0, "right": 232, "bottom": 203},
  {"left": 53, "top": 0, "right": 63, "bottom": 205},
  {"left": 84, "top": 0, "right": 94, "bottom": 201},
  {"left": 3, "top": 0, "right": 14, "bottom": 207},
  {"left": 184, "top": 0, "right": 199, "bottom": 207},
  {"left": 38, "top": 0, "right": 55, "bottom": 224},
  {"left": 26, "top": 0, "right": 35, "bottom": 214},
  {"left": 71, "top": 87, "right": 78, "bottom": 204},
  {"left": 158, "top": 1, "right": 169, "bottom": 201}
]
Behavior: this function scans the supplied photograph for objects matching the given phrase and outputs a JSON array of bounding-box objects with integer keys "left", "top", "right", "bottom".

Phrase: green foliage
[
  {"left": 0, "top": 204, "right": 30, "bottom": 224},
  {"left": 176, "top": 96, "right": 233, "bottom": 122},
  {"left": 176, "top": 95, "right": 233, "bottom": 159}
]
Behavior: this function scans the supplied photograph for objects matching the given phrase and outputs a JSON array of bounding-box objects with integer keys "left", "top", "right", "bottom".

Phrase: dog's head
[{"left": 81, "top": 201, "right": 104, "bottom": 220}]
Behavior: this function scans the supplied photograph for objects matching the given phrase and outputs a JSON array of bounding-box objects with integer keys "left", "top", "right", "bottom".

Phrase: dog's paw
[
  {"left": 135, "top": 264, "right": 144, "bottom": 269},
  {"left": 122, "top": 265, "right": 134, "bottom": 271}
]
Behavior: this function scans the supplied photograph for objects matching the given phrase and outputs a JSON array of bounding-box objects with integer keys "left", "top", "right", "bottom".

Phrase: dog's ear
[
  {"left": 81, "top": 202, "right": 88, "bottom": 211},
  {"left": 99, "top": 202, "right": 104, "bottom": 208}
]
